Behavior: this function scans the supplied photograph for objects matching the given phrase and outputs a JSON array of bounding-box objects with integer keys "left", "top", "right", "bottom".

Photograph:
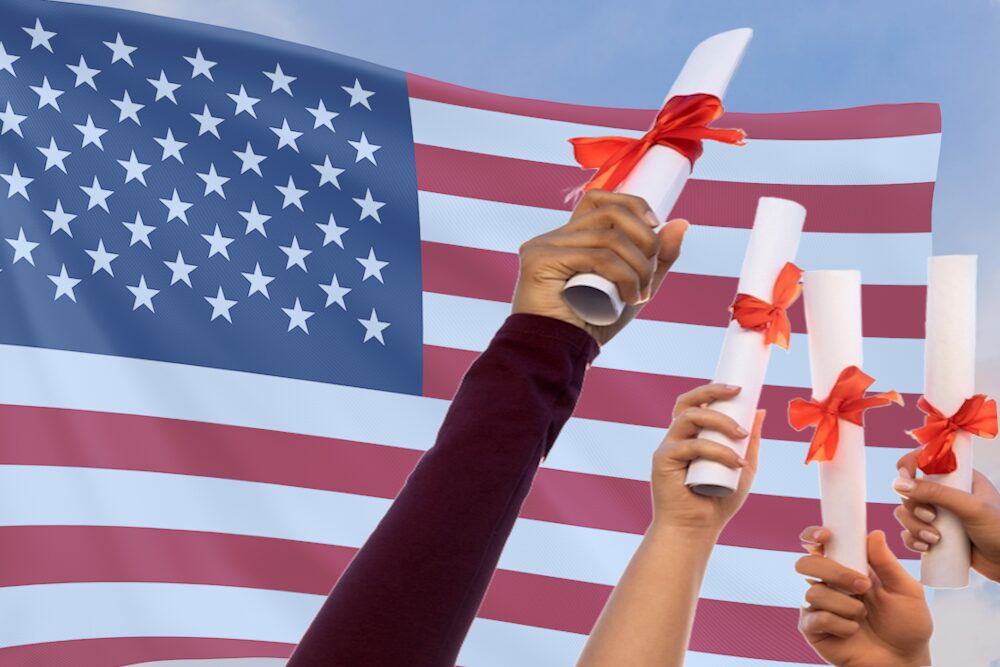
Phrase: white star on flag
[
  {"left": 317, "top": 214, "right": 348, "bottom": 248},
  {"left": 270, "top": 118, "right": 302, "bottom": 152},
  {"left": 242, "top": 262, "right": 275, "bottom": 298},
  {"left": 353, "top": 188, "right": 385, "bottom": 223},
  {"left": 358, "top": 308, "right": 390, "bottom": 344},
  {"left": 264, "top": 63, "right": 296, "bottom": 94},
  {"left": 123, "top": 212, "right": 155, "bottom": 248},
  {"left": 184, "top": 48, "right": 216, "bottom": 80},
  {"left": 155, "top": 128, "right": 186, "bottom": 162},
  {"left": 85, "top": 239, "right": 117, "bottom": 275},
  {"left": 233, "top": 141, "right": 266, "bottom": 175},
  {"left": 111, "top": 90, "right": 144, "bottom": 124},
  {"left": 282, "top": 298, "right": 314, "bottom": 333},
  {"left": 43, "top": 200, "right": 76, "bottom": 236},
  {"left": 356, "top": 247, "right": 388, "bottom": 283},
  {"left": 239, "top": 202, "right": 271, "bottom": 236},
  {"left": 275, "top": 176, "right": 307, "bottom": 210},
  {"left": 342, "top": 78, "right": 374, "bottom": 109},
  {"left": 205, "top": 286, "right": 238, "bottom": 323},
  {"left": 48, "top": 265, "right": 81, "bottom": 302},
  {"left": 280, "top": 236, "right": 312, "bottom": 270},
  {"left": 68, "top": 56, "right": 100, "bottom": 89},
  {"left": 320, "top": 274, "right": 351, "bottom": 310},
  {"left": 117, "top": 150, "right": 150, "bottom": 184},
  {"left": 160, "top": 189, "right": 193, "bottom": 224},
  {"left": 228, "top": 85, "right": 260, "bottom": 117},
  {"left": 191, "top": 104, "right": 223, "bottom": 138},
  {"left": 197, "top": 164, "right": 230, "bottom": 198},
  {"left": 104, "top": 33, "right": 137, "bottom": 66},
  {"left": 348, "top": 132, "right": 380, "bottom": 164},
  {"left": 75, "top": 115, "right": 107, "bottom": 149},
  {"left": 147, "top": 70, "right": 180, "bottom": 103},
  {"left": 307, "top": 99, "right": 338, "bottom": 131},
  {"left": 312, "top": 156, "right": 345, "bottom": 188},
  {"left": 0, "top": 102, "right": 26, "bottom": 136},
  {"left": 2, "top": 163, "right": 32, "bottom": 200},
  {"left": 38, "top": 138, "right": 70, "bottom": 173},
  {"left": 30, "top": 76, "right": 63, "bottom": 111},
  {"left": 80, "top": 176, "right": 113, "bottom": 211},
  {"left": 6, "top": 228, "right": 39, "bottom": 265},
  {"left": 0, "top": 42, "right": 19, "bottom": 76},
  {"left": 23, "top": 19, "right": 56, "bottom": 52},
  {"left": 201, "top": 224, "right": 234, "bottom": 259},
  {"left": 164, "top": 250, "right": 197, "bottom": 286},
  {"left": 127, "top": 275, "right": 159, "bottom": 312}
]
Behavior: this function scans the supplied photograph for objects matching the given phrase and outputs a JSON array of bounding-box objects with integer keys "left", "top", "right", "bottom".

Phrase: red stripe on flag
[
  {"left": 0, "top": 526, "right": 823, "bottom": 663},
  {"left": 0, "top": 405, "right": 915, "bottom": 558},
  {"left": 407, "top": 73, "right": 941, "bottom": 140},
  {"left": 0, "top": 637, "right": 294, "bottom": 667},
  {"left": 423, "top": 346, "right": 921, "bottom": 446},
  {"left": 414, "top": 144, "right": 935, "bottom": 232},
  {"left": 420, "top": 241, "right": 926, "bottom": 338}
]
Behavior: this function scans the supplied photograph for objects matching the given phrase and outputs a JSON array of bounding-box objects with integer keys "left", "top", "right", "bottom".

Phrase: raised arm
[
  {"left": 576, "top": 385, "right": 765, "bottom": 667},
  {"left": 287, "top": 190, "right": 688, "bottom": 667}
]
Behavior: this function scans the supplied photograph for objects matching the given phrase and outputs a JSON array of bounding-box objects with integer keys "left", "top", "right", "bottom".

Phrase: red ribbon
[
  {"left": 910, "top": 394, "right": 998, "bottom": 474},
  {"left": 789, "top": 366, "right": 904, "bottom": 463},
  {"left": 730, "top": 262, "right": 803, "bottom": 350},
  {"left": 568, "top": 93, "right": 746, "bottom": 194}
]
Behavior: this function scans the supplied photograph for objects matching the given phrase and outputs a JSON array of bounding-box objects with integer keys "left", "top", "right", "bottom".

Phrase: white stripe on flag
[
  {"left": 0, "top": 465, "right": 917, "bottom": 608},
  {"left": 417, "top": 192, "right": 932, "bottom": 285},
  {"left": 423, "top": 293, "right": 925, "bottom": 392},
  {"left": 409, "top": 99, "right": 941, "bottom": 185}
]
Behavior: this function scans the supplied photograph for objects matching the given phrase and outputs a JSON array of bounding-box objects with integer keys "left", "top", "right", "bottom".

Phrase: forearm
[
  {"left": 288, "top": 314, "right": 598, "bottom": 667},
  {"left": 576, "top": 523, "right": 718, "bottom": 667}
]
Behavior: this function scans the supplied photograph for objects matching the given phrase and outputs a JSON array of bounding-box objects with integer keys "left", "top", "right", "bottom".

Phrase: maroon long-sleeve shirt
[{"left": 287, "top": 314, "right": 599, "bottom": 666}]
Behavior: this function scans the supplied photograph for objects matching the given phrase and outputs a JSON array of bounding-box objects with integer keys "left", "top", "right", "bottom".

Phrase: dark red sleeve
[{"left": 287, "top": 314, "right": 599, "bottom": 667}]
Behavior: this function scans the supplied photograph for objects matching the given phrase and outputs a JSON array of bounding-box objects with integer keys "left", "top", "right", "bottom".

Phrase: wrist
[{"left": 647, "top": 519, "right": 721, "bottom": 546}]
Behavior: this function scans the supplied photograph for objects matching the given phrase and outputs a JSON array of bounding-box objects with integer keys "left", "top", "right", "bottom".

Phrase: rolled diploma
[
  {"left": 563, "top": 27, "right": 752, "bottom": 326},
  {"left": 801, "top": 271, "right": 868, "bottom": 574},
  {"left": 685, "top": 197, "right": 806, "bottom": 496},
  {"left": 921, "top": 255, "right": 977, "bottom": 588}
]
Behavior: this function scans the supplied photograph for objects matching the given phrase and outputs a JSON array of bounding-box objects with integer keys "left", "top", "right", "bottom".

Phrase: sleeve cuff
[{"left": 496, "top": 314, "right": 600, "bottom": 366}]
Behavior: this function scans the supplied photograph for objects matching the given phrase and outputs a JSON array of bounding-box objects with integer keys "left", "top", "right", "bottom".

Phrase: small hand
[
  {"left": 893, "top": 452, "right": 1000, "bottom": 583},
  {"left": 650, "top": 382, "right": 764, "bottom": 534},
  {"left": 797, "top": 527, "right": 933, "bottom": 667},
  {"left": 512, "top": 188, "right": 688, "bottom": 345}
]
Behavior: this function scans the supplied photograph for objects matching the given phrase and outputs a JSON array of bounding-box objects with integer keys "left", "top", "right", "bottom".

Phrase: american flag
[{"left": 0, "top": 1, "right": 940, "bottom": 665}]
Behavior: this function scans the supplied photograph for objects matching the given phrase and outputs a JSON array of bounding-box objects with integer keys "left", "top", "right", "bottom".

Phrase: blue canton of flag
[{"left": 0, "top": 0, "right": 423, "bottom": 395}]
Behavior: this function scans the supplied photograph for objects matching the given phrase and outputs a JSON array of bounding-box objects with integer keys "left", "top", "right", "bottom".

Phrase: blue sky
[{"left": 51, "top": 1, "right": 1000, "bottom": 662}]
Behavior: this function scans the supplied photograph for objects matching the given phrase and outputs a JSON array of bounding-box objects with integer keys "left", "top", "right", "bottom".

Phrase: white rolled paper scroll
[
  {"left": 921, "top": 255, "right": 977, "bottom": 589},
  {"left": 685, "top": 197, "right": 806, "bottom": 496},
  {"left": 800, "top": 271, "right": 868, "bottom": 575},
  {"left": 562, "top": 28, "right": 753, "bottom": 326}
]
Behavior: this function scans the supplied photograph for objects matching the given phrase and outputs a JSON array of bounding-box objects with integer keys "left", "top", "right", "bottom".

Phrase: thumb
[
  {"left": 867, "top": 530, "right": 915, "bottom": 592},
  {"left": 893, "top": 474, "right": 984, "bottom": 523},
  {"left": 654, "top": 219, "right": 689, "bottom": 278}
]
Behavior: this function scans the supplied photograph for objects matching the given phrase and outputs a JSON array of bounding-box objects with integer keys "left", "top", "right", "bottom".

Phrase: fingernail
[
  {"left": 737, "top": 456, "right": 749, "bottom": 467},
  {"left": 915, "top": 507, "right": 936, "bottom": 523},
  {"left": 913, "top": 540, "right": 930, "bottom": 552},
  {"left": 735, "top": 425, "right": 749, "bottom": 437},
  {"left": 853, "top": 578, "right": 870, "bottom": 593},
  {"left": 725, "top": 384, "right": 741, "bottom": 392},
  {"left": 645, "top": 211, "right": 660, "bottom": 228},
  {"left": 919, "top": 530, "right": 940, "bottom": 544},
  {"left": 809, "top": 528, "right": 823, "bottom": 541},
  {"left": 893, "top": 478, "right": 915, "bottom": 493},
  {"left": 898, "top": 467, "right": 912, "bottom": 480}
]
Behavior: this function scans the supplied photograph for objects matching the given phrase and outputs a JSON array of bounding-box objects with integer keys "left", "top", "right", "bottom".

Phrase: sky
[{"left": 48, "top": 1, "right": 1000, "bottom": 664}]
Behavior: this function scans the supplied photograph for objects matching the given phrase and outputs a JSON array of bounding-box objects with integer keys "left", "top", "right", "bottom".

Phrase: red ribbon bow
[
  {"left": 910, "top": 394, "right": 998, "bottom": 474},
  {"left": 568, "top": 93, "right": 746, "bottom": 194},
  {"left": 789, "top": 366, "right": 904, "bottom": 463},
  {"left": 730, "top": 262, "right": 803, "bottom": 350}
]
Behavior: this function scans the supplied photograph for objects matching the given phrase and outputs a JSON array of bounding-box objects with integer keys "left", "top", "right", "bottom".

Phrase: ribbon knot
[
  {"left": 568, "top": 93, "right": 746, "bottom": 194},
  {"left": 910, "top": 394, "right": 998, "bottom": 474},
  {"left": 788, "top": 365, "right": 904, "bottom": 463},
  {"left": 730, "top": 262, "right": 803, "bottom": 350}
]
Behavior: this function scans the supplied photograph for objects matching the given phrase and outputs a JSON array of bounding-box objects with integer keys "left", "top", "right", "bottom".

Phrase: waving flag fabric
[{"left": 0, "top": 1, "right": 940, "bottom": 665}]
